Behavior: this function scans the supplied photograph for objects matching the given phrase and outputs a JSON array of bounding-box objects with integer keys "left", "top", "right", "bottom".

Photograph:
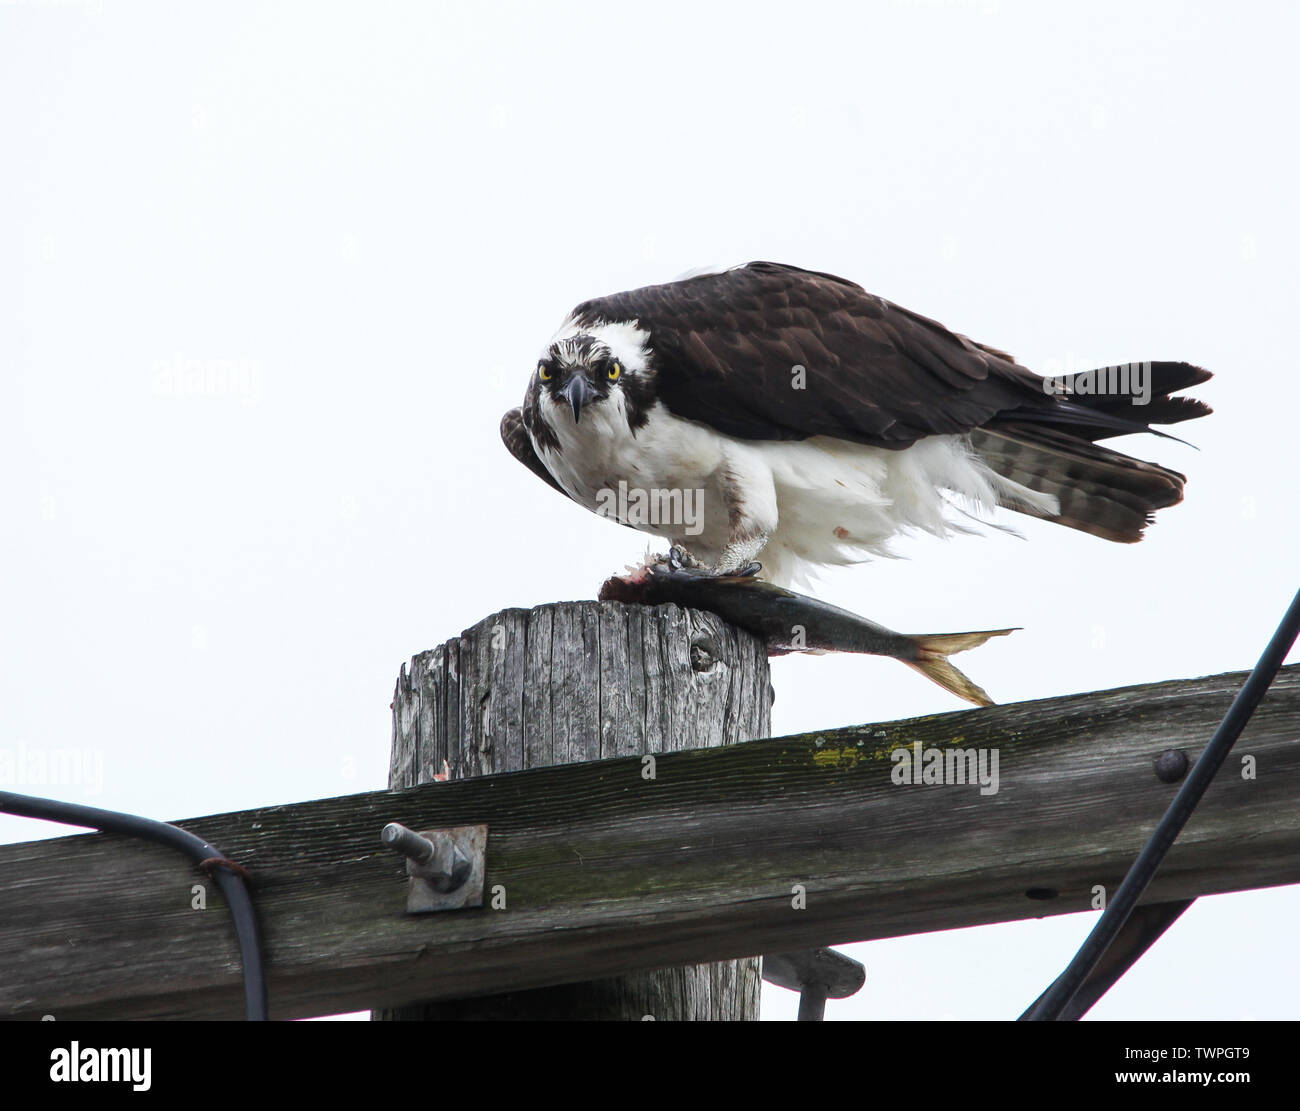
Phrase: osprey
[{"left": 501, "top": 262, "right": 1211, "bottom": 587}]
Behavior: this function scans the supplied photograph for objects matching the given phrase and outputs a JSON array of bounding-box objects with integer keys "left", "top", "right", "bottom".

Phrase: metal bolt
[
  {"left": 382, "top": 822, "right": 435, "bottom": 863},
  {"left": 382, "top": 822, "right": 472, "bottom": 893},
  {"left": 797, "top": 983, "right": 830, "bottom": 1022},
  {"left": 762, "top": 948, "right": 865, "bottom": 1021},
  {"left": 1154, "top": 749, "right": 1189, "bottom": 783}
]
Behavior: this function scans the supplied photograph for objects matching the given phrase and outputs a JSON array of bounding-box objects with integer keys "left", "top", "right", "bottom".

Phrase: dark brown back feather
[{"left": 570, "top": 261, "right": 1051, "bottom": 448}]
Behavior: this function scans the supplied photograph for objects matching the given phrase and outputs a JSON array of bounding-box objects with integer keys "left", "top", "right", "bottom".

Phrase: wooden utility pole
[{"left": 375, "top": 600, "right": 771, "bottom": 1021}]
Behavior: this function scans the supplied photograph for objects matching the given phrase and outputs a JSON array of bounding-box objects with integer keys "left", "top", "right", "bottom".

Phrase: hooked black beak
[{"left": 559, "top": 374, "right": 596, "bottom": 422}]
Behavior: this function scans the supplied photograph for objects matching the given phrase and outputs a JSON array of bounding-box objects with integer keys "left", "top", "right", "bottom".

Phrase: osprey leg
[{"left": 669, "top": 540, "right": 766, "bottom": 578}]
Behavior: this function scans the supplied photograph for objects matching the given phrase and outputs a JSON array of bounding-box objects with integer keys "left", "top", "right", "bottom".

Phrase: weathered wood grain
[
  {"left": 0, "top": 662, "right": 1296, "bottom": 1021},
  {"left": 377, "top": 601, "right": 769, "bottom": 1020}
]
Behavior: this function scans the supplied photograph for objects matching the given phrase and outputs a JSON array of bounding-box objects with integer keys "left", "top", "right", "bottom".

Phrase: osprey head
[{"left": 535, "top": 326, "right": 641, "bottom": 424}]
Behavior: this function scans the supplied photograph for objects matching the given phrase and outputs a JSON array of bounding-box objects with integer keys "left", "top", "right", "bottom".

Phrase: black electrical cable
[
  {"left": 1021, "top": 586, "right": 1300, "bottom": 1021},
  {"left": 0, "top": 791, "right": 268, "bottom": 1021}
]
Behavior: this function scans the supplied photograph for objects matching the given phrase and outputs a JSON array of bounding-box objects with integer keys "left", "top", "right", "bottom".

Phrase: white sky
[{"left": 3, "top": 0, "right": 1296, "bottom": 1021}]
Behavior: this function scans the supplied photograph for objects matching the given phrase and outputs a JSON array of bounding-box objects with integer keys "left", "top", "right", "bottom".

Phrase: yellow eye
[
  {"left": 538, "top": 363, "right": 551, "bottom": 381},
  {"left": 608, "top": 362, "right": 622, "bottom": 381}
]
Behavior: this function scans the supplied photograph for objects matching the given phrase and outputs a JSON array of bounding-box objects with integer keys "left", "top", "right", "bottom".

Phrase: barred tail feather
[
  {"left": 971, "top": 426, "right": 1189, "bottom": 542},
  {"left": 969, "top": 360, "right": 1211, "bottom": 543}
]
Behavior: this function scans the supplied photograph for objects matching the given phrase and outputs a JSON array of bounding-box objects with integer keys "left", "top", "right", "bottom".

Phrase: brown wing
[
  {"left": 568, "top": 261, "right": 1050, "bottom": 448},
  {"left": 499, "top": 407, "right": 568, "bottom": 497}
]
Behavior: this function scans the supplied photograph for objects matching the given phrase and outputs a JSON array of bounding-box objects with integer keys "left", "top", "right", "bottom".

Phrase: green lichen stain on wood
[
  {"left": 811, "top": 746, "right": 867, "bottom": 770},
  {"left": 808, "top": 731, "right": 915, "bottom": 768},
  {"left": 796, "top": 725, "right": 914, "bottom": 767}
]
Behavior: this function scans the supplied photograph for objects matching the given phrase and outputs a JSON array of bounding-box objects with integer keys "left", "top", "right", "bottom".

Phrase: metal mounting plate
[{"left": 404, "top": 824, "right": 488, "bottom": 913}]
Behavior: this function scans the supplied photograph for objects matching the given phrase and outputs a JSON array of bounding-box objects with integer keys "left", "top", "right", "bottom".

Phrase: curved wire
[
  {"left": 1022, "top": 586, "right": 1300, "bottom": 1021},
  {"left": 0, "top": 791, "right": 268, "bottom": 1021}
]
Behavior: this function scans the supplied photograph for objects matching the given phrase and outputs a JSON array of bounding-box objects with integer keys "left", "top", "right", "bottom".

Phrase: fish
[{"left": 598, "top": 554, "right": 1016, "bottom": 707}]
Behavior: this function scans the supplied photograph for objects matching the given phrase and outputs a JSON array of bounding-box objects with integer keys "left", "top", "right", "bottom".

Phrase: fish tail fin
[{"left": 903, "top": 628, "right": 1019, "bottom": 707}]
